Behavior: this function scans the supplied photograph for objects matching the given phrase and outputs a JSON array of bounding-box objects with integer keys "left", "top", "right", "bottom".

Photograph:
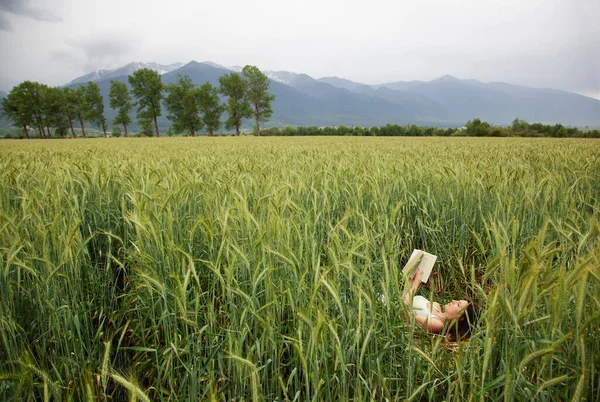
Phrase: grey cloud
[
  {"left": 0, "top": 11, "right": 11, "bottom": 30},
  {"left": 50, "top": 47, "right": 79, "bottom": 65},
  {"left": 67, "top": 35, "right": 134, "bottom": 58},
  {"left": 0, "top": 0, "right": 61, "bottom": 22},
  {"left": 496, "top": 39, "right": 599, "bottom": 96},
  {"left": 57, "top": 33, "right": 140, "bottom": 72},
  {"left": 379, "top": 32, "right": 600, "bottom": 98}
]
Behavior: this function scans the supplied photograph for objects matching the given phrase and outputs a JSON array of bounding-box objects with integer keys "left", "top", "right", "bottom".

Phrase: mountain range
[
  {"left": 65, "top": 62, "right": 185, "bottom": 86},
  {"left": 44, "top": 61, "right": 600, "bottom": 129}
]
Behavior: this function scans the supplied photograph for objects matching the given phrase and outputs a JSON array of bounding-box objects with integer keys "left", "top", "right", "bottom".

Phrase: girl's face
[{"left": 444, "top": 300, "right": 469, "bottom": 319}]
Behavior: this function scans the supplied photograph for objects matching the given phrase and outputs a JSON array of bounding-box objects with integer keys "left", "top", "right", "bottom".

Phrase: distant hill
[
  {"left": 56, "top": 62, "right": 600, "bottom": 129},
  {"left": 351, "top": 85, "right": 448, "bottom": 121},
  {"left": 0, "top": 90, "right": 7, "bottom": 99},
  {"left": 263, "top": 71, "right": 416, "bottom": 123},
  {"left": 369, "top": 75, "right": 600, "bottom": 125}
]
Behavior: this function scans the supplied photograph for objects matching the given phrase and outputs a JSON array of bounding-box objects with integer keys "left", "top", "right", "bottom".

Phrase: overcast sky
[{"left": 0, "top": 0, "right": 598, "bottom": 99}]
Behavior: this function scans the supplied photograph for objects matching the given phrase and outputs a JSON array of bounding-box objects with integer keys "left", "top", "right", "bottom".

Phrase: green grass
[{"left": 0, "top": 137, "right": 599, "bottom": 401}]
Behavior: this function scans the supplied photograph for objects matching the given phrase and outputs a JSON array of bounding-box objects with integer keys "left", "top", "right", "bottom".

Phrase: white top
[{"left": 413, "top": 295, "right": 442, "bottom": 322}]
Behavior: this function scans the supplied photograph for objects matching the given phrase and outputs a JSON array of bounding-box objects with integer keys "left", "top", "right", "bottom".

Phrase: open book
[{"left": 402, "top": 249, "right": 438, "bottom": 283}]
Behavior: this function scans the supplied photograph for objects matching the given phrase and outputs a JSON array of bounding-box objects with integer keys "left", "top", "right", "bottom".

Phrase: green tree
[
  {"left": 2, "top": 81, "right": 50, "bottom": 138},
  {"left": 108, "top": 80, "right": 133, "bottom": 137},
  {"left": 0, "top": 95, "right": 30, "bottom": 138},
  {"left": 128, "top": 68, "right": 163, "bottom": 137},
  {"left": 218, "top": 72, "right": 251, "bottom": 136},
  {"left": 465, "top": 118, "right": 491, "bottom": 136},
  {"left": 15, "top": 82, "right": 48, "bottom": 138},
  {"left": 552, "top": 123, "right": 568, "bottom": 138},
  {"left": 34, "top": 83, "right": 49, "bottom": 138},
  {"left": 9, "top": 81, "right": 49, "bottom": 138},
  {"left": 63, "top": 88, "right": 80, "bottom": 138},
  {"left": 0, "top": 81, "right": 43, "bottom": 138},
  {"left": 164, "top": 75, "right": 202, "bottom": 136},
  {"left": 72, "top": 86, "right": 88, "bottom": 138},
  {"left": 198, "top": 82, "right": 223, "bottom": 136},
  {"left": 83, "top": 82, "right": 107, "bottom": 137},
  {"left": 42, "top": 85, "right": 71, "bottom": 138},
  {"left": 511, "top": 118, "right": 528, "bottom": 133},
  {"left": 140, "top": 119, "right": 155, "bottom": 137},
  {"left": 241, "top": 65, "right": 275, "bottom": 136}
]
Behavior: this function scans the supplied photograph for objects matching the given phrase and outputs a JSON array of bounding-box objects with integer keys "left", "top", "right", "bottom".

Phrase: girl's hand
[
  {"left": 408, "top": 269, "right": 423, "bottom": 294},
  {"left": 404, "top": 269, "right": 424, "bottom": 305}
]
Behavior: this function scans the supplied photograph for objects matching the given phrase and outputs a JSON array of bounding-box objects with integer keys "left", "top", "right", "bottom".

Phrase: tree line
[
  {"left": 261, "top": 119, "right": 600, "bottom": 138},
  {"left": 1, "top": 65, "right": 275, "bottom": 138},
  {"left": 0, "top": 81, "right": 106, "bottom": 139},
  {"left": 3, "top": 70, "right": 599, "bottom": 139}
]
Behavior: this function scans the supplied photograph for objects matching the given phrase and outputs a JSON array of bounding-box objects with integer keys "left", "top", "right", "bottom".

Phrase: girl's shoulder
[
  {"left": 413, "top": 295, "right": 428, "bottom": 302},
  {"left": 412, "top": 295, "right": 429, "bottom": 308}
]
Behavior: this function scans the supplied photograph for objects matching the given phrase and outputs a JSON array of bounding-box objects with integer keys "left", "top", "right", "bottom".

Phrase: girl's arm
[
  {"left": 415, "top": 314, "right": 444, "bottom": 333},
  {"left": 403, "top": 269, "right": 424, "bottom": 306},
  {"left": 402, "top": 270, "right": 445, "bottom": 333}
]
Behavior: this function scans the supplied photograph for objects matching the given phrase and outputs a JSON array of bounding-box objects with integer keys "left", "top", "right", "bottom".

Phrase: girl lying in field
[{"left": 403, "top": 269, "right": 477, "bottom": 340}]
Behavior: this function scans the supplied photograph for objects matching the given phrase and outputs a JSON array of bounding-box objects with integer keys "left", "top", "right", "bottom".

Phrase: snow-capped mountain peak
[
  {"left": 144, "top": 62, "right": 185, "bottom": 75},
  {"left": 264, "top": 71, "right": 294, "bottom": 85},
  {"left": 201, "top": 61, "right": 229, "bottom": 70},
  {"left": 431, "top": 74, "right": 459, "bottom": 82},
  {"left": 227, "top": 65, "right": 243, "bottom": 73},
  {"left": 65, "top": 69, "right": 110, "bottom": 86},
  {"left": 66, "top": 60, "right": 300, "bottom": 87},
  {"left": 65, "top": 62, "right": 185, "bottom": 86}
]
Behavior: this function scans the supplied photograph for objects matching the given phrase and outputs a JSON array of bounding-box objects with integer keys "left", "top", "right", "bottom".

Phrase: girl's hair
[{"left": 447, "top": 303, "right": 477, "bottom": 341}]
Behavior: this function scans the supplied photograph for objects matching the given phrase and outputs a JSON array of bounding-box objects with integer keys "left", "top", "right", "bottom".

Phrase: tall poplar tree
[
  {"left": 43, "top": 86, "right": 70, "bottom": 138},
  {"left": 83, "top": 82, "right": 107, "bottom": 137},
  {"left": 74, "top": 86, "right": 87, "bottom": 138},
  {"left": 1, "top": 81, "right": 40, "bottom": 138},
  {"left": 241, "top": 65, "right": 275, "bottom": 136},
  {"left": 32, "top": 83, "right": 51, "bottom": 138},
  {"left": 218, "top": 72, "right": 251, "bottom": 136},
  {"left": 198, "top": 82, "right": 223, "bottom": 136},
  {"left": 108, "top": 80, "right": 133, "bottom": 137},
  {"left": 63, "top": 88, "right": 80, "bottom": 138},
  {"left": 164, "top": 75, "right": 202, "bottom": 136},
  {"left": 128, "top": 68, "right": 163, "bottom": 136},
  {"left": 2, "top": 81, "right": 49, "bottom": 138},
  {"left": 0, "top": 95, "right": 30, "bottom": 138}
]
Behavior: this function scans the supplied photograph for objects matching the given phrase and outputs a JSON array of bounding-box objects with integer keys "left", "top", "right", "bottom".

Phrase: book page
[
  {"left": 402, "top": 249, "right": 438, "bottom": 283},
  {"left": 402, "top": 249, "right": 424, "bottom": 278}
]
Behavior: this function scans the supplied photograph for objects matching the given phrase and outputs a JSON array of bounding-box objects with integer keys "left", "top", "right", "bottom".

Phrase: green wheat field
[{"left": 1, "top": 137, "right": 599, "bottom": 401}]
